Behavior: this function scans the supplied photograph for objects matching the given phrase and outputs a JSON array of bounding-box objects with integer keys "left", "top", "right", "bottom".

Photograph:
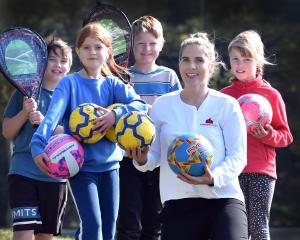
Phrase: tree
[
  {"left": 0, "top": 78, "right": 12, "bottom": 227},
  {"left": 0, "top": 0, "right": 299, "bottom": 227}
]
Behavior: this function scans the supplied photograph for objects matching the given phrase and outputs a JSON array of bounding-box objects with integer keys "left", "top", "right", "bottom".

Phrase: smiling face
[
  {"left": 229, "top": 47, "right": 258, "bottom": 82},
  {"left": 76, "top": 36, "right": 109, "bottom": 74},
  {"left": 133, "top": 32, "right": 163, "bottom": 68},
  {"left": 44, "top": 49, "right": 71, "bottom": 83},
  {"left": 179, "top": 44, "right": 213, "bottom": 88}
]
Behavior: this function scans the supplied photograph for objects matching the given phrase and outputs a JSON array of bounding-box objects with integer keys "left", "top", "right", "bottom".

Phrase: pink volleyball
[
  {"left": 237, "top": 93, "right": 273, "bottom": 132},
  {"left": 44, "top": 133, "right": 84, "bottom": 179}
]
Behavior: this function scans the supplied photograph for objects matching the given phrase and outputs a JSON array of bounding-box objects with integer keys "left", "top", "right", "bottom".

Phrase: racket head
[
  {"left": 0, "top": 27, "right": 48, "bottom": 99},
  {"left": 83, "top": 2, "right": 132, "bottom": 67}
]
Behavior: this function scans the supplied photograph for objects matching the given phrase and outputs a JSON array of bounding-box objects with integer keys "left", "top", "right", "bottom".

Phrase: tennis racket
[
  {"left": 0, "top": 27, "right": 48, "bottom": 127},
  {"left": 82, "top": 2, "right": 132, "bottom": 67}
]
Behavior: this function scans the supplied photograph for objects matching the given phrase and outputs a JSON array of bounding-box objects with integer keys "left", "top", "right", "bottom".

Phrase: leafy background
[{"left": 0, "top": 0, "right": 299, "bottom": 228}]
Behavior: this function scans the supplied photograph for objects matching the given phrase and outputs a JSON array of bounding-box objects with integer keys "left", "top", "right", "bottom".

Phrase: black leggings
[{"left": 161, "top": 198, "right": 248, "bottom": 240}]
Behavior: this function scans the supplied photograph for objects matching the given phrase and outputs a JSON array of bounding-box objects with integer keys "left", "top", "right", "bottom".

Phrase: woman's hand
[
  {"left": 33, "top": 152, "right": 51, "bottom": 176},
  {"left": 177, "top": 166, "right": 214, "bottom": 185},
  {"left": 92, "top": 105, "right": 115, "bottom": 133},
  {"left": 126, "top": 146, "right": 149, "bottom": 166}
]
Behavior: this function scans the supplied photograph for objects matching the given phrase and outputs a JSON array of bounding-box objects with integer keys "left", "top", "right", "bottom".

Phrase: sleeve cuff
[{"left": 132, "top": 159, "right": 148, "bottom": 172}]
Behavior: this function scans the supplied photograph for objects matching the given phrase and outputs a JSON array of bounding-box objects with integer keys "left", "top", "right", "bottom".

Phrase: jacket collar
[{"left": 231, "top": 75, "right": 264, "bottom": 90}]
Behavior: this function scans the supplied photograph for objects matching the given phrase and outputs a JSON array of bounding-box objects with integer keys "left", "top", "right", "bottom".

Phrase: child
[
  {"left": 126, "top": 32, "right": 248, "bottom": 240},
  {"left": 2, "top": 37, "right": 72, "bottom": 240},
  {"left": 220, "top": 30, "right": 293, "bottom": 240},
  {"left": 31, "top": 23, "right": 147, "bottom": 240},
  {"left": 116, "top": 16, "right": 181, "bottom": 240}
]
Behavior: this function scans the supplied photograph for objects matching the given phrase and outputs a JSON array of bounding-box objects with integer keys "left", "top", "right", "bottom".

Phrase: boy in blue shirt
[
  {"left": 2, "top": 37, "right": 72, "bottom": 240},
  {"left": 117, "top": 16, "right": 182, "bottom": 240}
]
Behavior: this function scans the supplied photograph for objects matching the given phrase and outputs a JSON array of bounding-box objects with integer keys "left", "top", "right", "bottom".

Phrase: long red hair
[{"left": 76, "top": 22, "right": 129, "bottom": 82}]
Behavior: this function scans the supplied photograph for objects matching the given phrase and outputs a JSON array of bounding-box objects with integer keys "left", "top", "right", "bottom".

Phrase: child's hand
[
  {"left": 126, "top": 146, "right": 149, "bottom": 166},
  {"left": 177, "top": 166, "right": 214, "bottom": 185},
  {"left": 23, "top": 97, "right": 37, "bottom": 116},
  {"left": 92, "top": 106, "right": 115, "bottom": 133},
  {"left": 29, "top": 111, "right": 44, "bottom": 126},
  {"left": 249, "top": 124, "right": 272, "bottom": 138},
  {"left": 34, "top": 152, "right": 51, "bottom": 176}
]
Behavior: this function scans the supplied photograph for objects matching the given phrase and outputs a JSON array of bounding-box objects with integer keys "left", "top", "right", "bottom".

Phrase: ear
[
  {"left": 75, "top": 48, "right": 79, "bottom": 55},
  {"left": 108, "top": 46, "right": 113, "bottom": 54},
  {"left": 67, "top": 63, "right": 72, "bottom": 73},
  {"left": 105, "top": 46, "right": 112, "bottom": 60},
  {"left": 159, "top": 40, "right": 164, "bottom": 52},
  {"left": 208, "top": 62, "right": 214, "bottom": 75}
]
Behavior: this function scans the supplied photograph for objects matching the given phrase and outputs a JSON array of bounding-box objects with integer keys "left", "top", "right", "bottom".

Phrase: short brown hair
[
  {"left": 132, "top": 16, "right": 164, "bottom": 42},
  {"left": 45, "top": 37, "right": 72, "bottom": 68}
]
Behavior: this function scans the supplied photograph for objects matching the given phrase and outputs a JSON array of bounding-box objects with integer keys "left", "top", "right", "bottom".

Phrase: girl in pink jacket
[{"left": 221, "top": 30, "right": 293, "bottom": 240}]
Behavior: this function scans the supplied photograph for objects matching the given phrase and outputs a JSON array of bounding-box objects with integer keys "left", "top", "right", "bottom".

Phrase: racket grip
[{"left": 33, "top": 124, "right": 39, "bottom": 129}]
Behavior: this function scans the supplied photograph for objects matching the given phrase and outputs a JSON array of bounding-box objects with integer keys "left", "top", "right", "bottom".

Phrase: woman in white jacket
[{"left": 126, "top": 32, "right": 248, "bottom": 240}]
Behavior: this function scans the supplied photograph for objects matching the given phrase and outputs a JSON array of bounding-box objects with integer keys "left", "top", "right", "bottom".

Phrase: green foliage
[
  {"left": 0, "top": 228, "right": 73, "bottom": 240},
  {"left": 0, "top": 0, "right": 299, "bottom": 227}
]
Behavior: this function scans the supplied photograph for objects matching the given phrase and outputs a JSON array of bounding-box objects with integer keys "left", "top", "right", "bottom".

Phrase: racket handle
[{"left": 33, "top": 124, "right": 39, "bottom": 128}]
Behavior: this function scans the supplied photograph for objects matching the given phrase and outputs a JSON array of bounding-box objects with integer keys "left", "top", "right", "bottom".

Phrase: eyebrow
[{"left": 181, "top": 56, "right": 204, "bottom": 60}]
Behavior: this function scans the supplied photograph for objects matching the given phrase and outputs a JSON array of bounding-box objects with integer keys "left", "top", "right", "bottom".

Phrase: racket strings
[{"left": 0, "top": 27, "right": 47, "bottom": 99}]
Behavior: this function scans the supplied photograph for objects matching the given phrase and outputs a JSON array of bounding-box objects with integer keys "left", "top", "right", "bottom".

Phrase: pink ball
[
  {"left": 44, "top": 133, "right": 84, "bottom": 179},
  {"left": 238, "top": 94, "right": 273, "bottom": 132}
]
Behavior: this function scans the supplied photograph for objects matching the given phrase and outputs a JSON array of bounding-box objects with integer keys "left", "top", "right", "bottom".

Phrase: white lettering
[{"left": 186, "top": 143, "right": 201, "bottom": 155}]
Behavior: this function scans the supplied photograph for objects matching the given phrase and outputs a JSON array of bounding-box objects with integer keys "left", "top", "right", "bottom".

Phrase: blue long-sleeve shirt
[{"left": 31, "top": 72, "right": 147, "bottom": 172}]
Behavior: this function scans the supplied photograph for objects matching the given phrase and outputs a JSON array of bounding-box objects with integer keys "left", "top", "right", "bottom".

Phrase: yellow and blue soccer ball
[
  {"left": 167, "top": 133, "right": 214, "bottom": 176},
  {"left": 115, "top": 111, "right": 155, "bottom": 149},
  {"left": 105, "top": 103, "right": 124, "bottom": 142},
  {"left": 69, "top": 103, "right": 105, "bottom": 144}
]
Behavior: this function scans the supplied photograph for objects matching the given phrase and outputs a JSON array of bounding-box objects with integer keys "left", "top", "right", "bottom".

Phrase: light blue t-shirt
[
  {"left": 4, "top": 88, "right": 64, "bottom": 182},
  {"left": 130, "top": 66, "right": 182, "bottom": 105},
  {"left": 31, "top": 72, "right": 147, "bottom": 173}
]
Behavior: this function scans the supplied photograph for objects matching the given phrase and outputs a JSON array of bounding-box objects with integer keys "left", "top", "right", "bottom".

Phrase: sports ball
[
  {"left": 105, "top": 103, "right": 123, "bottom": 142},
  {"left": 44, "top": 133, "right": 84, "bottom": 179},
  {"left": 237, "top": 94, "right": 273, "bottom": 132},
  {"left": 115, "top": 111, "right": 155, "bottom": 149},
  {"left": 167, "top": 133, "right": 213, "bottom": 176},
  {"left": 69, "top": 103, "right": 105, "bottom": 144}
]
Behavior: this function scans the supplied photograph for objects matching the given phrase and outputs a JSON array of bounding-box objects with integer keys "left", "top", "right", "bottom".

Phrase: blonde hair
[
  {"left": 228, "top": 30, "right": 273, "bottom": 75},
  {"left": 132, "top": 16, "right": 164, "bottom": 42},
  {"left": 179, "top": 32, "right": 225, "bottom": 76},
  {"left": 45, "top": 37, "right": 72, "bottom": 68},
  {"left": 76, "top": 22, "right": 129, "bottom": 82}
]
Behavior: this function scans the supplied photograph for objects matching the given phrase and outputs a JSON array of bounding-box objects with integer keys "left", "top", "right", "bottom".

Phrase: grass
[{"left": 0, "top": 228, "right": 73, "bottom": 240}]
